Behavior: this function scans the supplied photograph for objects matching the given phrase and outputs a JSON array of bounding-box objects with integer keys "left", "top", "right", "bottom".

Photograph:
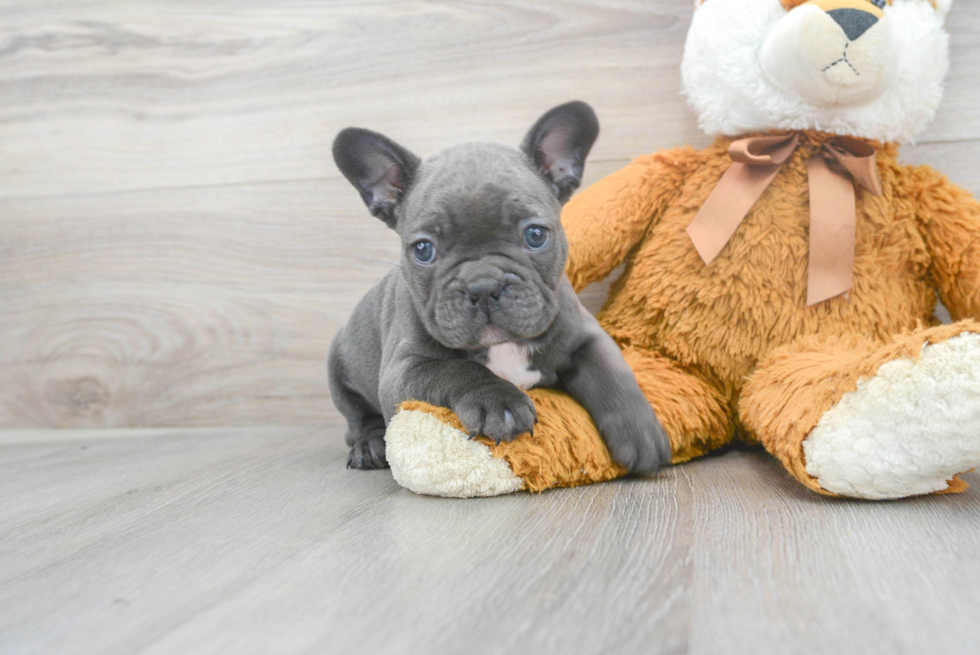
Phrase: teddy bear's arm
[
  {"left": 912, "top": 164, "right": 980, "bottom": 320},
  {"left": 562, "top": 147, "right": 698, "bottom": 292}
]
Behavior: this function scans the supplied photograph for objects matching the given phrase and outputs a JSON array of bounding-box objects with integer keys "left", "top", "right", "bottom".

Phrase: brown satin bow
[{"left": 686, "top": 132, "right": 883, "bottom": 306}]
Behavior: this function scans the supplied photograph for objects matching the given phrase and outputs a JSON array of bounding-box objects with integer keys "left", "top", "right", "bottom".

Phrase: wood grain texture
[
  {"left": 1, "top": 427, "right": 979, "bottom": 654},
  {"left": 1, "top": 0, "right": 979, "bottom": 428},
  {"left": 0, "top": 0, "right": 698, "bottom": 199}
]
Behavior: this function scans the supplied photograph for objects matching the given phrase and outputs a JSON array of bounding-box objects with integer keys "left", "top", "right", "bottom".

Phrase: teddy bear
[{"left": 381, "top": 0, "right": 980, "bottom": 500}]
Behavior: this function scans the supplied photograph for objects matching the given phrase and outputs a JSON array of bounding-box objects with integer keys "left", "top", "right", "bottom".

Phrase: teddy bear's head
[{"left": 681, "top": 0, "right": 951, "bottom": 143}]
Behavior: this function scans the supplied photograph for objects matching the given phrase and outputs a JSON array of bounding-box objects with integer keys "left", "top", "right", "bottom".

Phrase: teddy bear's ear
[
  {"left": 332, "top": 128, "right": 421, "bottom": 229},
  {"left": 520, "top": 101, "right": 600, "bottom": 204}
]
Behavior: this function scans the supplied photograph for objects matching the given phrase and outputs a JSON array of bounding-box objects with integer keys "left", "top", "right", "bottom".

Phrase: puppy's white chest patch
[{"left": 485, "top": 342, "right": 541, "bottom": 390}]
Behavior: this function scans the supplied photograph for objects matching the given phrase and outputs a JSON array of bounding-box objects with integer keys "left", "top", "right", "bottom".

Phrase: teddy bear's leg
[
  {"left": 385, "top": 347, "right": 733, "bottom": 497},
  {"left": 386, "top": 389, "right": 626, "bottom": 497},
  {"left": 620, "top": 346, "right": 734, "bottom": 464},
  {"left": 740, "top": 321, "right": 980, "bottom": 499}
]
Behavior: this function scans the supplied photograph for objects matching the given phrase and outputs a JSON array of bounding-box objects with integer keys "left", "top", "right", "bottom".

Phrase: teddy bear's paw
[
  {"left": 385, "top": 405, "right": 524, "bottom": 498},
  {"left": 803, "top": 332, "right": 980, "bottom": 500}
]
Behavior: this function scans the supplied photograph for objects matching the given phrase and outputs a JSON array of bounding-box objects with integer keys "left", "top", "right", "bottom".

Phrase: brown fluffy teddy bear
[{"left": 383, "top": 0, "right": 980, "bottom": 499}]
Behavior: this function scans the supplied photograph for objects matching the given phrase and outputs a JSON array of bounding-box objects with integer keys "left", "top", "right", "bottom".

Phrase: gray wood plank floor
[{"left": 3, "top": 425, "right": 980, "bottom": 655}]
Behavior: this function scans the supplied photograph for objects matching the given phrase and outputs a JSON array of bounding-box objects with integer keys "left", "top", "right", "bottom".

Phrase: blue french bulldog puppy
[{"left": 329, "top": 102, "right": 671, "bottom": 474}]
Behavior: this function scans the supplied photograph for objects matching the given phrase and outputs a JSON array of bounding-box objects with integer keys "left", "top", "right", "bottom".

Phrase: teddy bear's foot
[
  {"left": 804, "top": 331, "right": 980, "bottom": 499},
  {"left": 385, "top": 404, "right": 524, "bottom": 498},
  {"left": 385, "top": 389, "right": 626, "bottom": 497},
  {"left": 743, "top": 321, "right": 980, "bottom": 500}
]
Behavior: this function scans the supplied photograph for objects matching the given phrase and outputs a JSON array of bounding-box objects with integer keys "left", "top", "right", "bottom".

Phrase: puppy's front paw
[
  {"left": 347, "top": 434, "right": 388, "bottom": 469},
  {"left": 453, "top": 382, "right": 537, "bottom": 445},
  {"left": 598, "top": 411, "right": 671, "bottom": 476}
]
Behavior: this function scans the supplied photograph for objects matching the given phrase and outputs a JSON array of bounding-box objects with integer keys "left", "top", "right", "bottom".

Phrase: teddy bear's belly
[{"left": 597, "top": 205, "right": 938, "bottom": 393}]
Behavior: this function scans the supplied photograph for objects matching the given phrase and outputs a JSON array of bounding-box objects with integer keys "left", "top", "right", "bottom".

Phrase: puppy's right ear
[
  {"left": 333, "top": 128, "right": 421, "bottom": 228},
  {"left": 521, "top": 101, "right": 599, "bottom": 204}
]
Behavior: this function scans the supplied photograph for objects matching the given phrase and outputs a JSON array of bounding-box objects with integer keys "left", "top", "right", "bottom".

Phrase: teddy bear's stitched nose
[{"left": 827, "top": 7, "right": 879, "bottom": 41}]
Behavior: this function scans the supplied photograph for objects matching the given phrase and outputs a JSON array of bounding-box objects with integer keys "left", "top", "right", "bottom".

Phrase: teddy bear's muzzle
[{"left": 761, "top": 0, "right": 895, "bottom": 109}]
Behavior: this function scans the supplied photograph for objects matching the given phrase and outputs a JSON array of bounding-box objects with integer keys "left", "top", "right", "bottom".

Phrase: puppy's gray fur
[{"left": 329, "top": 101, "right": 671, "bottom": 474}]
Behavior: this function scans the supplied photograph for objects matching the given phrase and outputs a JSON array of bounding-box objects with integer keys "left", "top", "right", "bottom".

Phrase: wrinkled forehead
[{"left": 399, "top": 143, "right": 559, "bottom": 233}]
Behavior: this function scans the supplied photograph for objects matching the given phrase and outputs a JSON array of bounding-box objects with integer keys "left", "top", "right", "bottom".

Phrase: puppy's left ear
[
  {"left": 333, "top": 127, "right": 421, "bottom": 229},
  {"left": 521, "top": 101, "right": 600, "bottom": 204}
]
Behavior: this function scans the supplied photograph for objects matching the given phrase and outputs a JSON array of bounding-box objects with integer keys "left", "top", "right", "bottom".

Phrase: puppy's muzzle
[{"left": 466, "top": 277, "right": 507, "bottom": 315}]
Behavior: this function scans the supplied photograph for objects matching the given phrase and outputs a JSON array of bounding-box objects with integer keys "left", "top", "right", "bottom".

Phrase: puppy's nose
[
  {"left": 467, "top": 278, "right": 503, "bottom": 308},
  {"left": 827, "top": 8, "right": 878, "bottom": 41}
]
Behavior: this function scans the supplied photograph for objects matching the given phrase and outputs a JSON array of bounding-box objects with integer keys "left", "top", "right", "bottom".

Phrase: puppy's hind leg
[
  {"left": 344, "top": 406, "right": 387, "bottom": 470},
  {"left": 328, "top": 351, "right": 388, "bottom": 470}
]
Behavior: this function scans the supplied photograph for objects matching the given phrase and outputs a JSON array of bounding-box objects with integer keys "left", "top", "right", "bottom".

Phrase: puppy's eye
[
  {"left": 523, "top": 225, "right": 550, "bottom": 251},
  {"left": 411, "top": 240, "right": 436, "bottom": 264},
  {"left": 870, "top": 0, "right": 886, "bottom": 8}
]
